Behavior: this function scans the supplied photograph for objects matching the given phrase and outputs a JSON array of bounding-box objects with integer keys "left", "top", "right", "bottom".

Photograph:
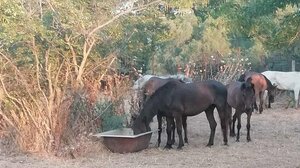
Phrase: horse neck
[
  {"left": 263, "top": 75, "right": 273, "bottom": 90},
  {"left": 142, "top": 80, "right": 177, "bottom": 123},
  {"left": 141, "top": 97, "right": 158, "bottom": 124}
]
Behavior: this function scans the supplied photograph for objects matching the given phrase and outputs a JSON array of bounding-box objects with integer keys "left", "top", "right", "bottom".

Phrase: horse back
[
  {"left": 241, "top": 72, "right": 267, "bottom": 94},
  {"left": 262, "top": 71, "right": 300, "bottom": 90},
  {"left": 202, "top": 80, "right": 228, "bottom": 102},
  {"left": 143, "top": 77, "right": 168, "bottom": 95},
  {"left": 180, "top": 81, "right": 227, "bottom": 111},
  {"left": 143, "top": 77, "right": 184, "bottom": 96}
]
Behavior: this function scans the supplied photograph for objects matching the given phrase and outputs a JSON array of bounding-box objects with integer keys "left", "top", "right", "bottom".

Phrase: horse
[
  {"left": 238, "top": 71, "right": 276, "bottom": 113},
  {"left": 132, "top": 80, "right": 230, "bottom": 149},
  {"left": 262, "top": 71, "right": 300, "bottom": 108},
  {"left": 132, "top": 74, "right": 192, "bottom": 90},
  {"left": 143, "top": 77, "right": 184, "bottom": 102},
  {"left": 132, "top": 74, "right": 192, "bottom": 109},
  {"left": 142, "top": 77, "right": 189, "bottom": 147},
  {"left": 227, "top": 81, "right": 255, "bottom": 142}
]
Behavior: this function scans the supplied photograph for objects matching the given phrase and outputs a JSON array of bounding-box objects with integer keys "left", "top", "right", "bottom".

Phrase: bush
[
  {"left": 93, "top": 100, "right": 126, "bottom": 132},
  {"left": 101, "top": 110, "right": 125, "bottom": 132}
]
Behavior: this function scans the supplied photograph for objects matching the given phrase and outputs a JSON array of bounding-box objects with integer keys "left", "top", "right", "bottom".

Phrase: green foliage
[
  {"left": 94, "top": 101, "right": 125, "bottom": 132},
  {"left": 188, "top": 0, "right": 300, "bottom": 71},
  {"left": 71, "top": 97, "right": 125, "bottom": 132},
  {"left": 96, "top": 10, "right": 171, "bottom": 73}
]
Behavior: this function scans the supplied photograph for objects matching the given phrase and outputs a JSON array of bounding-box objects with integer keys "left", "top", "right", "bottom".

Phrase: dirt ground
[{"left": 1, "top": 100, "right": 300, "bottom": 168}]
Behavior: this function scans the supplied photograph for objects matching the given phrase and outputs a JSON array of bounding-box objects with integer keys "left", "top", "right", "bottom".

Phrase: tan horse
[{"left": 238, "top": 71, "right": 276, "bottom": 113}]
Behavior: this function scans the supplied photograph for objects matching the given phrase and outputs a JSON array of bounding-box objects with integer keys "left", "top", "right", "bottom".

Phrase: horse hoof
[
  {"left": 236, "top": 139, "right": 240, "bottom": 142},
  {"left": 171, "top": 140, "right": 175, "bottom": 145},
  {"left": 164, "top": 144, "right": 172, "bottom": 149},
  {"left": 230, "top": 133, "right": 236, "bottom": 137},
  {"left": 177, "top": 146, "right": 183, "bottom": 150},
  {"left": 247, "top": 138, "right": 251, "bottom": 142},
  {"left": 206, "top": 143, "right": 213, "bottom": 147},
  {"left": 224, "top": 142, "right": 228, "bottom": 146},
  {"left": 184, "top": 139, "right": 188, "bottom": 143}
]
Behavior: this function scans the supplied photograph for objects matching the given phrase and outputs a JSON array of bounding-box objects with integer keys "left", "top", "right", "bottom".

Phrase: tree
[{"left": 0, "top": 0, "right": 161, "bottom": 153}]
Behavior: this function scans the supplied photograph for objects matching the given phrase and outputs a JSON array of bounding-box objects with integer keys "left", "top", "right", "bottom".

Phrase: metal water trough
[{"left": 93, "top": 128, "right": 155, "bottom": 153}]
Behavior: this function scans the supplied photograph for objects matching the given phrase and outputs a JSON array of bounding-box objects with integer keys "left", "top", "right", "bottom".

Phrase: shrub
[{"left": 93, "top": 100, "right": 126, "bottom": 132}]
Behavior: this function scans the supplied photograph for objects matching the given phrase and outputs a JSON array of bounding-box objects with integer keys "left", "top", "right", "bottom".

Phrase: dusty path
[{"left": 1, "top": 101, "right": 300, "bottom": 168}]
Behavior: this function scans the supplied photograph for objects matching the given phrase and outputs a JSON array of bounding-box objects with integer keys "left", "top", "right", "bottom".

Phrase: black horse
[
  {"left": 227, "top": 80, "right": 255, "bottom": 142},
  {"left": 132, "top": 80, "right": 230, "bottom": 149},
  {"left": 142, "top": 77, "right": 188, "bottom": 147}
]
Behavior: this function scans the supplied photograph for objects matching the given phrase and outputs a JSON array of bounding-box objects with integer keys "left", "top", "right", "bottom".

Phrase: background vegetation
[{"left": 0, "top": 0, "right": 299, "bottom": 154}]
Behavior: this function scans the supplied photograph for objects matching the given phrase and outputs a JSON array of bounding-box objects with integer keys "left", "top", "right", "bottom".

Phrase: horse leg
[
  {"left": 294, "top": 89, "right": 299, "bottom": 109},
  {"left": 246, "top": 112, "right": 252, "bottom": 142},
  {"left": 254, "top": 102, "right": 258, "bottom": 111},
  {"left": 259, "top": 91, "right": 264, "bottom": 113},
  {"left": 253, "top": 93, "right": 258, "bottom": 111},
  {"left": 174, "top": 115, "right": 184, "bottom": 149},
  {"left": 230, "top": 111, "right": 237, "bottom": 137},
  {"left": 182, "top": 116, "right": 188, "bottom": 143},
  {"left": 236, "top": 112, "right": 241, "bottom": 142},
  {"left": 157, "top": 114, "right": 162, "bottom": 147},
  {"left": 227, "top": 105, "right": 234, "bottom": 137},
  {"left": 164, "top": 117, "right": 173, "bottom": 149},
  {"left": 264, "top": 91, "right": 271, "bottom": 108},
  {"left": 171, "top": 118, "right": 175, "bottom": 145},
  {"left": 216, "top": 105, "right": 228, "bottom": 145},
  {"left": 267, "top": 91, "right": 272, "bottom": 108},
  {"left": 205, "top": 106, "right": 217, "bottom": 146}
]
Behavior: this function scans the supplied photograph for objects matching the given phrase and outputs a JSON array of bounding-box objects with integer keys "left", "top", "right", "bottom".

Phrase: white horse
[
  {"left": 262, "top": 71, "right": 300, "bottom": 108},
  {"left": 132, "top": 74, "right": 192, "bottom": 90}
]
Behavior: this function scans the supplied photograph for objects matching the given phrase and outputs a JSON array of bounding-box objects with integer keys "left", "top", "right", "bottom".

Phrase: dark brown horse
[
  {"left": 227, "top": 81, "right": 255, "bottom": 142},
  {"left": 132, "top": 80, "right": 230, "bottom": 149},
  {"left": 142, "top": 77, "right": 188, "bottom": 147},
  {"left": 238, "top": 71, "right": 276, "bottom": 113}
]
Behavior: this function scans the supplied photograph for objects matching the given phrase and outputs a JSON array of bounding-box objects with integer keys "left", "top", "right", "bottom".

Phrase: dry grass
[{"left": 0, "top": 96, "right": 300, "bottom": 168}]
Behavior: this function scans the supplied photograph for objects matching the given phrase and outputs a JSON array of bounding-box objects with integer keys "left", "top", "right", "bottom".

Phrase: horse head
[
  {"left": 268, "top": 83, "right": 277, "bottom": 103},
  {"left": 131, "top": 113, "right": 151, "bottom": 134},
  {"left": 131, "top": 97, "right": 156, "bottom": 134},
  {"left": 241, "top": 81, "right": 255, "bottom": 112}
]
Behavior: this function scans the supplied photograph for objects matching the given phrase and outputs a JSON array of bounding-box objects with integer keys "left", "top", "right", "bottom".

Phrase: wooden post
[{"left": 292, "top": 60, "right": 295, "bottom": 71}]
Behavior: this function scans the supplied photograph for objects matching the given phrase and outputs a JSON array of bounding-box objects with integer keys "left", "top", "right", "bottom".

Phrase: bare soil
[{"left": 1, "top": 100, "right": 300, "bottom": 168}]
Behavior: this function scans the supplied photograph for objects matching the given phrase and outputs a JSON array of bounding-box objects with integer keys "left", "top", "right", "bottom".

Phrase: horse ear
[{"left": 241, "top": 83, "right": 246, "bottom": 90}]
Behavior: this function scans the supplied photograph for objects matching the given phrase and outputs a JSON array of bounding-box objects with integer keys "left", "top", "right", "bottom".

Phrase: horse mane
[{"left": 262, "top": 74, "right": 274, "bottom": 90}]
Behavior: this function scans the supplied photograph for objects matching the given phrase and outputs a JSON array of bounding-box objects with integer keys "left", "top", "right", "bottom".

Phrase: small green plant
[{"left": 94, "top": 100, "right": 125, "bottom": 132}]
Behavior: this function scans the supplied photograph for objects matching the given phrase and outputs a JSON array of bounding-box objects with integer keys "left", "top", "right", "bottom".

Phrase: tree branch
[
  {"left": 87, "top": 0, "right": 161, "bottom": 37},
  {"left": 65, "top": 35, "right": 79, "bottom": 75},
  {"left": 289, "top": 30, "right": 300, "bottom": 45},
  {"left": 75, "top": 0, "right": 161, "bottom": 87}
]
